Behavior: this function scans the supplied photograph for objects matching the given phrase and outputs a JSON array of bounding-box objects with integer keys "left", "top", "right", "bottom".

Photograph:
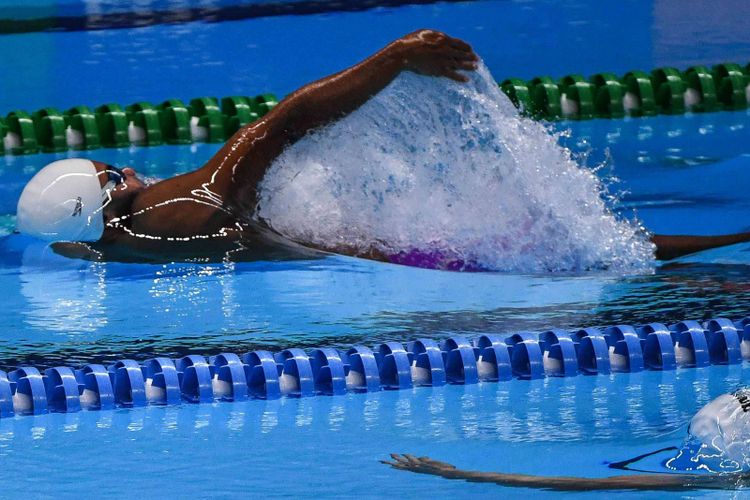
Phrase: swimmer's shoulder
[{"left": 126, "top": 172, "right": 235, "bottom": 239}]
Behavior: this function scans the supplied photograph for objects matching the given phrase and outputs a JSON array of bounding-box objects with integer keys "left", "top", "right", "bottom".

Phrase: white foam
[
  {"left": 741, "top": 339, "right": 750, "bottom": 361},
  {"left": 12, "top": 392, "right": 32, "bottom": 413},
  {"left": 127, "top": 121, "right": 146, "bottom": 144},
  {"left": 79, "top": 388, "right": 100, "bottom": 408},
  {"left": 476, "top": 358, "right": 496, "bottom": 380},
  {"left": 675, "top": 343, "right": 695, "bottom": 367},
  {"left": 410, "top": 364, "right": 431, "bottom": 385},
  {"left": 542, "top": 350, "right": 563, "bottom": 375},
  {"left": 345, "top": 370, "right": 365, "bottom": 389},
  {"left": 257, "top": 63, "right": 654, "bottom": 272},
  {"left": 683, "top": 88, "right": 701, "bottom": 109},
  {"left": 145, "top": 377, "right": 166, "bottom": 402},
  {"left": 65, "top": 126, "right": 84, "bottom": 148},
  {"left": 278, "top": 373, "right": 299, "bottom": 395},
  {"left": 211, "top": 375, "right": 232, "bottom": 398},
  {"left": 3, "top": 131, "right": 21, "bottom": 151},
  {"left": 560, "top": 93, "right": 579, "bottom": 117},
  {"left": 190, "top": 116, "right": 208, "bottom": 142},
  {"left": 608, "top": 345, "right": 628, "bottom": 372},
  {"left": 623, "top": 91, "right": 640, "bottom": 114}
]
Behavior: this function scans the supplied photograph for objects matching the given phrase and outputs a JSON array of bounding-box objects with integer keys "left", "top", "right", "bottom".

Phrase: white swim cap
[
  {"left": 688, "top": 388, "right": 750, "bottom": 467},
  {"left": 16, "top": 159, "right": 112, "bottom": 242}
]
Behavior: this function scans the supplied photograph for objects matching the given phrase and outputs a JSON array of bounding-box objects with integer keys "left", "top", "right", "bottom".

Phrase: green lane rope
[
  {"left": 502, "top": 62, "right": 750, "bottom": 120},
  {"left": 1, "top": 61, "right": 748, "bottom": 156},
  {"left": 0, "top": 94, "right": 279, "bottom": 156}
]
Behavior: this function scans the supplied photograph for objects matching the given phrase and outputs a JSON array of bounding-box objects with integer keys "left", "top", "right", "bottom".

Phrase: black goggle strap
[
  {"left": 607, "top": 446, "right": 679, "bottom": 473},
  {"left": 99, "top": 166, "right": 125, "bottom": 210},
  {"left": 106, "top": 165, "right": 126, "bottom": 185}
]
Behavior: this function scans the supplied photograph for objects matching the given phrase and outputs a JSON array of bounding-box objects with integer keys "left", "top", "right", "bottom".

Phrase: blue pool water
[{"left": 1, "top": 0, "right": 750, "bottom": 497}]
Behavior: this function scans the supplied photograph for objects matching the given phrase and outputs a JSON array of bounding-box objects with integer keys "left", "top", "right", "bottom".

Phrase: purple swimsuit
[{"left": 388, "top": 248, "right": 484, "bottom": 271}]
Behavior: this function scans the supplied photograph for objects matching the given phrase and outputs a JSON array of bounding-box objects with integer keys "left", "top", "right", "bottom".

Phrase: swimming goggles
[
  {"left": 106, "top": 165, "right": 127, "bottom": 186},
  {"left": 100, "top": 164, "right": 127, "bottom": 207}
]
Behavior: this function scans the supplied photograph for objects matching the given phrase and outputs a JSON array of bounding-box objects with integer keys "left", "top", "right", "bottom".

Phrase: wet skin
[
  {"left": 52, "top": 30, "right": 477, "bottom": 263},
  {"left": 51, "top": 30, "right": 750, "bottom": 264}
]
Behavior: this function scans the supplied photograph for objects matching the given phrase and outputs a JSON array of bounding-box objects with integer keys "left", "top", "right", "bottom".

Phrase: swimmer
[
  {"left": 14, "top": 30, "right": 750, "bottom": 265},
  {"left": 383, "top": 388, "right": 750, "bottom": 491},
  {"left": 382, "top": 454, "right": 747, "bottom": 491}
]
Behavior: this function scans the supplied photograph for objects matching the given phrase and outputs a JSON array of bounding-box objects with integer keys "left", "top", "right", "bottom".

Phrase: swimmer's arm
[
  {"left": 262, "top": 29, "right": 478, "bottom": 141},
  {"left": 652, "top": 232, "right": 750, "bottom": 260},
  {"left": 382, "top": 454, "right": 728, "bottom": 492},
  {"left": 203, "top": 30, "right": 478, "bottom": 202}
]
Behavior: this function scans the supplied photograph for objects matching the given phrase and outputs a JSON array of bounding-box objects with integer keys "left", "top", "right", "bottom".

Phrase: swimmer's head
[
  {"left": 16, "top": 159, "right": 140, "bottom": 242},
  {"left": 687, "top": 388, "right": 750, "bottom": 467}
]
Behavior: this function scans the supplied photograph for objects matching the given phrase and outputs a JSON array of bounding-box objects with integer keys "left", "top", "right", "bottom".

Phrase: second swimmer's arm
[
  {"left": 203, "top": 30, "right": 478, "bottom": 203},
  {"left": 382, "top": 454, "right": 734, "bottom": 492}
]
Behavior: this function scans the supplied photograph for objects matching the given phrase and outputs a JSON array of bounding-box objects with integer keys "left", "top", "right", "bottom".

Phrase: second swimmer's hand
[
  {"left": 381, "top": 454, "right": 458, "bottom": 474},
  {"left": 395, "top": 30, "right": 479, "bottom": 82}
]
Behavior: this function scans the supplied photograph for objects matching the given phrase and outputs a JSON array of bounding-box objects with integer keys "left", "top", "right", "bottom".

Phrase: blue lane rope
[{"left": 1, "top": 316, "right": 749, "bottom": 418}]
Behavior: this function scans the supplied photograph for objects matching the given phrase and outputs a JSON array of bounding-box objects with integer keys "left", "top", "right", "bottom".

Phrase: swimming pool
[{"left": 1, "top": 0, "right": 750, "bottom": 496}]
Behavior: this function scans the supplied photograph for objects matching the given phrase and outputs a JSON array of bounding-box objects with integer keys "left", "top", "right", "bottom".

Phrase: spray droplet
[{"left": 258, "top": 62, "right": 655, "bottom": 272}]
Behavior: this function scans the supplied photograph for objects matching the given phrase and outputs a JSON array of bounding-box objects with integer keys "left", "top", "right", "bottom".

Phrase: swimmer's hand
[
  {"left": 381, "top": 454, "right": 459, "bottom": 475},
  {"left": 396, "top": 30, "right": 479, "bottom": 82}
]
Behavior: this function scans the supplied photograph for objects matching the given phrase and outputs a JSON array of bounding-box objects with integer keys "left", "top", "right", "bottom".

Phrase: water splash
[{"left": 257, "top": 63, "right": 655, "bottom": 272}]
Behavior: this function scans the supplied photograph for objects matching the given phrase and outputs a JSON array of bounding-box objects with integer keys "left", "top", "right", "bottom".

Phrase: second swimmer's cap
[
  {"left": 688, "top": 388, "right": 750, "bottom": 466},
  {"left": 16, "top": 159, "right": 112, "bottom": 242}
]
